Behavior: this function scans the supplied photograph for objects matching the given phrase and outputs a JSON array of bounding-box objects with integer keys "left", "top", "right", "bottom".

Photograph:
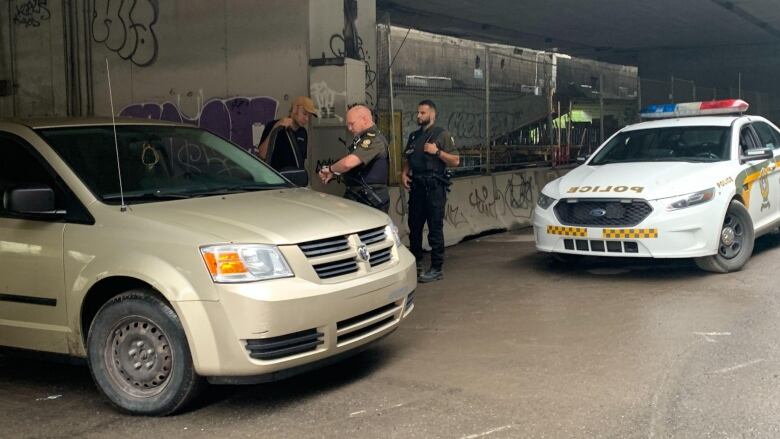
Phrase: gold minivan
[{"left": 0, "top": 118, "right": 416, "bottom": 415}]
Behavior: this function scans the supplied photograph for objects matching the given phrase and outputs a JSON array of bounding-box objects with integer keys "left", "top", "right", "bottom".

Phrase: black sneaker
[{"left": 418, "top": 268, "right": 443, "bottom": 283}]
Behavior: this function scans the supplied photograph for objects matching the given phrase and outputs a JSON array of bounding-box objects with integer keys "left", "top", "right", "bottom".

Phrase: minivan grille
[
  {"left": 337, "top": 302, "right": 400, "bottom": 345},
  {"left": 554, "top": 198, "right": 652, "bottom": 227},
  {"left": 369, "top": 246, "right": 393, "bottom": 267},
  {"left": 298, "top": 227, "right": 396, "bottom": 280},
  {"left": 298, "top": 236, "right": 349, "bottom": 257},
  {"left": 358, "top": 227, "right": 386, "bottom": 245},
  {"left": 245, "top": 328, "right": 323, "bottom": 360},
  {"left": 312, "top": 257, "right": 358, "bottom": 279}
]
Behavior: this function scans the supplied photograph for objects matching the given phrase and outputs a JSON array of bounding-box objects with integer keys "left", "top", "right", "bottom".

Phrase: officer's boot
[{"left": 418, "top": 267, "right": 443, "bottom": 283}]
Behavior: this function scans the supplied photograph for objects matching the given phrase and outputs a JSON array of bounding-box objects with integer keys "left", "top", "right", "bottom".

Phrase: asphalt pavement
[{"left": 4, "top": 230, "right": 780, "bottom": 438}]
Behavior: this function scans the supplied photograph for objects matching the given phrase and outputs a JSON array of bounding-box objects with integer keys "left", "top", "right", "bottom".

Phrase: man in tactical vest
[
  {"left": 402, "top": 100, "right": 460, "bottom": 283},
  {"left": 318, "top": 105, "right": 390, "bottom": 212}
]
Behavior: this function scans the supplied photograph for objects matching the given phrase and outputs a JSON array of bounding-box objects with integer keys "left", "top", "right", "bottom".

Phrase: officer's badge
[{"left": 361, "top": 139, "right": 372, "bottom": 148}]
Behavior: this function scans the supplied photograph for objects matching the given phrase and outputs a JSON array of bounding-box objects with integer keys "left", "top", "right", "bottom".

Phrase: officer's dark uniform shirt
[
  {"left": 259, "top": 119, "right": 307, "bottom": 171},
  {"left": 345, "top": 125, "right": 388, "bottom": 187},
  {"left": 405, "top": 125, "right": 455, "bottom": 176}
]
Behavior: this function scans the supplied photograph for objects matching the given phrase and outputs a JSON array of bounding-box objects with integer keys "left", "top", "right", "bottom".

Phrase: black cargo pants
[{"left": 408, "top": 176, "right": 446, "bottom": 270}]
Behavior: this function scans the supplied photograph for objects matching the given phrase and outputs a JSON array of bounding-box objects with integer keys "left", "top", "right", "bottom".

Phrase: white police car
[{"left": 534, "top": 99, "right": 780, "bottom": 272}]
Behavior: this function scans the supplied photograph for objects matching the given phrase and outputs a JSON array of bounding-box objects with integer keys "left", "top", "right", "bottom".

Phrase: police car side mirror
[
  {"left": 576, "top": 154, "right": 590, "bottom": 164},
  {"left": 740, "top": 147, "right": 773, "bottom": 164}
]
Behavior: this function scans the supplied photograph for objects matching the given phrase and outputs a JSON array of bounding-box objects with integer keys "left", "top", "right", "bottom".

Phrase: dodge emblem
[{"left": 357, "top": 244, "right": 371, "bottom": 262}]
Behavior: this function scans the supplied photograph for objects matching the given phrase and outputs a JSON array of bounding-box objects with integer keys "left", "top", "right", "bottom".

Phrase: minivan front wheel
[
  {"left": 87, "top": 290, "right": 202, "bottom": 416},
  {"left": 694, "top": 200, "right": 755, "bottom": 273}
]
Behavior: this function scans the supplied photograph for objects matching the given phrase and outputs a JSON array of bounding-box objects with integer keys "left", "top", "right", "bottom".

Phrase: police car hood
[{"left": 548, "top": 161, "right": 732, "bottom": 200}]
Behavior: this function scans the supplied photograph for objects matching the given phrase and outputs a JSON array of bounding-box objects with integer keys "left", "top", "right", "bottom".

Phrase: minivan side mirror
[
  {"left": 740, "top": 147, "right": 774, "bottom": 164},
  {"left": 280, "top": 169, "right": 309, "bottom": 187},
  {"left": 5, "top": 185, "right": 62, "bottom": 215}
]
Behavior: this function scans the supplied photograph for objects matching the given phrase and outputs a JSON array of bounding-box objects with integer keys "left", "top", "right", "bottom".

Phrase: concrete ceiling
[{"left": 377, "top": 0, "right": 780, "bottom": 63}]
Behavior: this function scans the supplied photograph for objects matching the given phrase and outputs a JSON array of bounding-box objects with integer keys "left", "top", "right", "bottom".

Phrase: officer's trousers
[{"left": 408, "top": 178, "right": 446, "bottom": 270}]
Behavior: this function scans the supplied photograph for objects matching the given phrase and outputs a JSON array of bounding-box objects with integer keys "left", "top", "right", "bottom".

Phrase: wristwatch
[{"left": 435, "top": 149, "right": 442, "bottom": 157}]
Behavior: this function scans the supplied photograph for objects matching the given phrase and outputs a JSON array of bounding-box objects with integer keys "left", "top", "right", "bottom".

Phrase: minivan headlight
[
  {"left": 537, "top": 192, "right": 557, "bottom": 209},
  {"left": 660, "top": 188, "right": 716, "bottom": 211},
  {"left": 386, "top": 219, "right": 402, "bottom": 247},
  {"left": 200, "top": 244, "right": 293, "bottom": 283}
]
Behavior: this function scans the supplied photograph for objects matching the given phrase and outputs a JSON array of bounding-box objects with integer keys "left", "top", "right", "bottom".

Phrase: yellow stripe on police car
[
  {"left": 602, "top": 228, "right": 658, "bottom": 239},
  {"left": 547, "top": 226, "right": 588, "bottom": 237}
]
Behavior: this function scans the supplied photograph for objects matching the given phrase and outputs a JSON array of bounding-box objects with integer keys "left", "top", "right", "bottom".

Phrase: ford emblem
[{"left": 589, "top": 208, "right": 607, "bottom": 217}]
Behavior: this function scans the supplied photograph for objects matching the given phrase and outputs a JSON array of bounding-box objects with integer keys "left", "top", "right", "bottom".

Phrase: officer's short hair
[{"left": 418, "top": 99, "right": 437, "bottom": 111}]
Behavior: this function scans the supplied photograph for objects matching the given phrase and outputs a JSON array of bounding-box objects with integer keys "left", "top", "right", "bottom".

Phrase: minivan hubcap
[{"left": 105, "top": 317, "right": 173, "bottom": 397}]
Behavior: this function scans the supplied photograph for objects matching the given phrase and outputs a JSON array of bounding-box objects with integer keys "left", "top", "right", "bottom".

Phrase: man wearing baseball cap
[{"left": 258, "top": 96, "right": 319, "bottom": 179}]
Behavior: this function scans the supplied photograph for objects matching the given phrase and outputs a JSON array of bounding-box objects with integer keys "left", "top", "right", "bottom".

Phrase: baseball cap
[{"left": 291, "top": 96, "right": 319, "bottom": 117}]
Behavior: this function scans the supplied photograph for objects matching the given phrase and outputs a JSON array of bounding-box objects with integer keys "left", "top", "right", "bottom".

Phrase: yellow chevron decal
[
  {"left": 547, "top": 226, "right": 588, "bottom": 237},
  {"left": 602, "top": 228, "right": 659, "bottom": 239}
]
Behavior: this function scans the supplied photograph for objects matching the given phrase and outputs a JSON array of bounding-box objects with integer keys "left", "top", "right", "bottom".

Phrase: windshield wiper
[
  {"left": 188, "top": 183, "right": 291, "bottom": 196},
  {"left": 102, "top": 191, "right": 194, "bottom": 202}
]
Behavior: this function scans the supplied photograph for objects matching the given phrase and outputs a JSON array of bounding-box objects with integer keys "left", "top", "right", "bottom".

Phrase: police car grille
[
  {"left": 298, "top": 236, "right": 349, "bottom": 257},
  {"left": 369, "top": 246, "right": 393, "bottom": 267},
  {"left": 554, "top": 198, "right": 652, "bottom": 227},
  {"left": 312, "top": 257, "right": 358, "bottom": 279},
  {"left": 358, "top": 227, "right": 387, "bottom": 245}
]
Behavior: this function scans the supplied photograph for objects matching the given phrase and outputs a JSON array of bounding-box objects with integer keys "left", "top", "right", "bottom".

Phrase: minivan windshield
[
  {"left": 37, "top": 125, "right": 291, "bottom": 204},
  {"left": 590, "top": 125, "right": 731, "bottom": 165}
]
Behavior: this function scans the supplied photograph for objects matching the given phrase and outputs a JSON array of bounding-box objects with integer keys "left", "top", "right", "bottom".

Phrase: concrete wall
[
  {"left": 388, "top": 167, "right": 570, "bottom": 248},
  {"left": 2, "top": 0, "right": 67, "bottom": 117},
  {"left": 306, "top": 0, "right": 377, "bottom": 196}
]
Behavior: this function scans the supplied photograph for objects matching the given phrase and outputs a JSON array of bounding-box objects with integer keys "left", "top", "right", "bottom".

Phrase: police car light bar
[{"left": 640, "top": 99, "right": 749, "bottom": 119}]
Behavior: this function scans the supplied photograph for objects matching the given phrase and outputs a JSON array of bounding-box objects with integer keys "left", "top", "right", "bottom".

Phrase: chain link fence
[{"left": 375, "top": 25, "right": 776, "bottom": 179}]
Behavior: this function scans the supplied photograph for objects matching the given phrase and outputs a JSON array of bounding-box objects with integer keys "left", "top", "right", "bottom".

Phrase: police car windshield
[
  {"left": 37, "top": 125, "right": 291, "bottom": 204},
  {"left": 590, "top": 126, "right": 730, "bottom": 165}
]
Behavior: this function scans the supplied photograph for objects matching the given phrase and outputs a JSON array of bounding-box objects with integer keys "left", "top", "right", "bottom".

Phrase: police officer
[
  {"left": 402, "top": 100, "right": 460, "bottom": 283},
  {"left": 319, "top": 104, "right": 390, "bottom": 212}
]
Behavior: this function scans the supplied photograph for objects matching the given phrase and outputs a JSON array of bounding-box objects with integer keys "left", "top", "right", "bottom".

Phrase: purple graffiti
[{"left": 119, "top": 96, "right": 278, "bottom": 151}]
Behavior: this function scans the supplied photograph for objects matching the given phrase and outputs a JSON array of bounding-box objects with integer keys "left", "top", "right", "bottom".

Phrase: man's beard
[{"left": 417, "top": 117, "right": 429, "bottom": 126}]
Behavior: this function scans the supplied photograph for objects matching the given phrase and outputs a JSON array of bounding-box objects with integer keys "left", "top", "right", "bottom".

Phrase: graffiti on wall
[
  {"left": 119, "top": 95, "right": 278, "bottom": 151},
  {"left": 92, "top": 0, "right": 159, "bottom": 67},
  {"left": 329, "top": 33, "right": 377, "bottom": 107},
  {"left": 310, "top": 81, "right": 347, "bottom": 122},
  {"left": 328, "top": 0, "right": 376, "bottom": 107},
  {"left": 13, "top": 0, "right": 50, "bottom": 27},
  {"left": 468, "top": 173, "right": 535, "bottom": 220},
  {"left": 388, "top": 171, "right": 542, "bottom": 248}
]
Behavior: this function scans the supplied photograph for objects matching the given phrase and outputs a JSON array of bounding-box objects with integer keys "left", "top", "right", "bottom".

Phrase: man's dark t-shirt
[{"left": 259, "top": 119, "right": 308, "bottom": 171}]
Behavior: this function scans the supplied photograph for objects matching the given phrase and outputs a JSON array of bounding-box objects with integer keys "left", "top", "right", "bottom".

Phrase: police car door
[
  {"left": 738, "top": 123, "right": 775, "bottom": 230},
  {"left": 750, "top": 120, "right": 780, "bottom": 226},
  {"left": 0, "top": 132, "right": 68, "bottom": 353}
]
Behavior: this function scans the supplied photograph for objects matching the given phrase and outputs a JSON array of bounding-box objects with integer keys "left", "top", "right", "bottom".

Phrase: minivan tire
[
  {"left": 694, "top": 200, "right": 755, "bottom": 273},
  {"left": 87, "top": 289, "right": 203, "bottom": 416}
]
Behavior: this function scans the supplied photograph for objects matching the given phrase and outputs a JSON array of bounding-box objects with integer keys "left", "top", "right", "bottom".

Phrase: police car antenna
[{"left": 105, "top": 58, "right": 127, "bottom": 212}]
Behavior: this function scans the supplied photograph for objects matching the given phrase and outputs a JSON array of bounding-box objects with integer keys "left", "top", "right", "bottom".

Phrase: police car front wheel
[{"left": 694, "top": 200, "right": 755, "bottom": 273}]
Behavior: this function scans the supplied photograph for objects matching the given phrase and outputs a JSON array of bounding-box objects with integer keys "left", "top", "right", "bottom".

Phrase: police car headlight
[
  {"left": 660, "top": 188, "right": 716, "bottom": 211},
  {"left": 537, "top": 192, "right": 557, "bottom": 209},
  {"left": 200, "top": 244, "right": 293, "bottom": 283},
  {"left": 386, "top": 220, "right": 402, "bottom": 247}
]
